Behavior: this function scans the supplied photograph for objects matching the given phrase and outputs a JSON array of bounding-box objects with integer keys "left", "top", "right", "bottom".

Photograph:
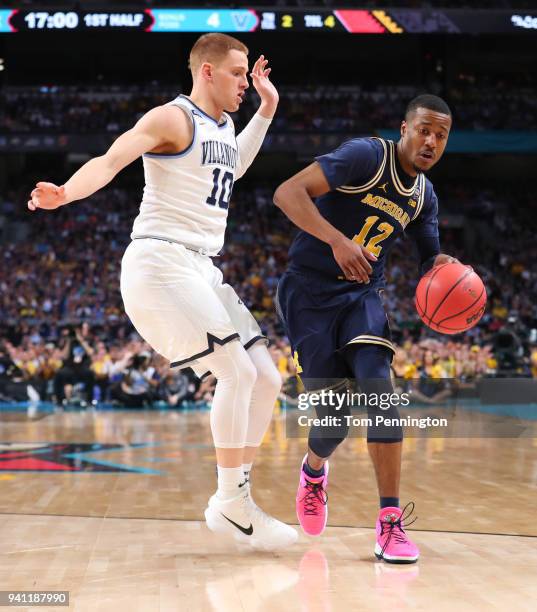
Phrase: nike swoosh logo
[{"left": 221, "top": 513, "right": 253, "bottom": 535}]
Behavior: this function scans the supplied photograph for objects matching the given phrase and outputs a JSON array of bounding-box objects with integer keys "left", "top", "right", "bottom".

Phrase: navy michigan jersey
[
  {"left": 278, "top": 137, "right": 441, "bottom": 381},
  {"left": 288, "top": 137, "right": 439, "bottom": 285}
]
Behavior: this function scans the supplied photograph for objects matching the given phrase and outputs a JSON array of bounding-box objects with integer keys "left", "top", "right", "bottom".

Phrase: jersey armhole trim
[
  {"left": 336, "top": 138, "right": 388, "bottom": 194},
  {"left": 411, "top": 174, "right": 426, "bottom": 221},
  {"left": 179, "top": 94, "right": 228, "bottom": 128},
  {"left": 143, "top": 105, "right": 197, "bottom": 159}
]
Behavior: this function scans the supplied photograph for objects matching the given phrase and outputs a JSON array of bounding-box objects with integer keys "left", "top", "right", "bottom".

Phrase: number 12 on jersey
[
  {"left": 206, "top": 168, "right": 234, "bottom": 210},
  {"left": 352, "top": 215, "right": 394, "bottom": 257}
]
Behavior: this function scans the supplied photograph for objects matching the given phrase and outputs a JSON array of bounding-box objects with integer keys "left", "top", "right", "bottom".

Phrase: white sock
[
  {"left": 242, "top": 462, "right": 253, "bottom": 480},
  {"left": 216, "top": 466, "right": 244, "bottom": 500}
]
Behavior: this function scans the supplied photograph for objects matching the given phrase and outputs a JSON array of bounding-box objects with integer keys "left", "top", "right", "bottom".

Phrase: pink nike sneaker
[
  {"left": 374, "top": 503, "right": 420, "bottom": 564},
  {"left": 296, "top": 455, "right": 329, "bottom": 536}
]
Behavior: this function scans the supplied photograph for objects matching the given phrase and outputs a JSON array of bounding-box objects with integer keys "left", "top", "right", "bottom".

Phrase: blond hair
[{"left": 189, "top": 33, "right": 249, "bottom": 76}]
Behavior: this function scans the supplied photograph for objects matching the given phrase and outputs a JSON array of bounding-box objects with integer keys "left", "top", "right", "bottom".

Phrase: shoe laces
[
  {"left": 300, "top": 478, "right": 328, "bottom": 516},
  {"left": 379, "top": 502, "right": 417, "bottom": 559}
]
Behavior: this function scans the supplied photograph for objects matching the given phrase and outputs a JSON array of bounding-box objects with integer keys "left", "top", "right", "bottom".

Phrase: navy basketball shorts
[{"left": 276, "top": 268, "right": 394, "bottom": 389}]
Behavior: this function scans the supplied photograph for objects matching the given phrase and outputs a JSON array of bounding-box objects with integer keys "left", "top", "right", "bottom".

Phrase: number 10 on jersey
[{"left": 206, "top": 168, "right": 234, "bottom": 210}]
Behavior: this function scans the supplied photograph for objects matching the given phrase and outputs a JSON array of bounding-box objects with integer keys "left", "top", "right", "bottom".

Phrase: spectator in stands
[
  {"left": 0, "top": 340, "right": 40, "bottom": 402},
  {"left": 91, "top": 340, "right": 113, "bottom": 402},
  {"left": 53, "top": 323, "right": 95, "bottom": 406},
  {"left": 111, "top": 352, "right": 156, "bottom": 408},
  {"left": 411, "top": 349, "right": 452, "bottom": 404},
  {"left": 158, "top": 370, "right": 195, "bottom": 407}
]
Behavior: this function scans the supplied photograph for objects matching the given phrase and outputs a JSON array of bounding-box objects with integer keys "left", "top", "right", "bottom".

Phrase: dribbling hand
[
  {"left": 433, "top": 253, "right": 460, "bottom": 267},
  {"left": 28, "top": 182, "right": 67, "bottom": 212}
]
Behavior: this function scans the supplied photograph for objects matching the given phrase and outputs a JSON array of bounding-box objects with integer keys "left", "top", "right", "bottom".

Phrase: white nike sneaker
[{"left": 204, "top": 489, "right": 298, "bottom": 551}]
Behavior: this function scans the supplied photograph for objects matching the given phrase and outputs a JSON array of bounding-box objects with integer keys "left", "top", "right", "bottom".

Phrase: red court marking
[{"left": 0, "top": 458, "right": 75, "bottom": 471}]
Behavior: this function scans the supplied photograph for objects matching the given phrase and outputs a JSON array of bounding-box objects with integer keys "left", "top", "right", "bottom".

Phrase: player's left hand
[
  {"left": 28, "top": 182, "right": 67, "bottom": 211},
  {"left": 433, "top": 253, "right": 459, "bottom": 267},
  {"left": 250, "top": 55, "right": 278, "bottom": 119}
]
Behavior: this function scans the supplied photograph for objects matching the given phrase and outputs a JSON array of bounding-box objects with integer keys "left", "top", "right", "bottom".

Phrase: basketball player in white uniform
[{"left": 27, "top": 33, "right": 297, "bottom": 550}]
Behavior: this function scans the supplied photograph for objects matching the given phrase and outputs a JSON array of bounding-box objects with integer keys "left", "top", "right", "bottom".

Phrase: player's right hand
[
  {"left": 28, "top": 182, "right": 67, "bottom": 211},
  {"left": 330, "top": 236, "right": 377, "bottom": 283}
]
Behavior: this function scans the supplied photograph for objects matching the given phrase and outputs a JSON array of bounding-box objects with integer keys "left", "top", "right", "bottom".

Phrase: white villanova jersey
[{"left": 131, "top": 95, "right": 239, "bottom": 255}]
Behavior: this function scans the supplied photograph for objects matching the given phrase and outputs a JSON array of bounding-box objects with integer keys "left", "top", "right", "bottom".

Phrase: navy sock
[
  {"left": 380, "top": 496, "right": 400, "bottom": 509},
  {"left": 303, "top": 461, "right": 325, "bottom": 478}
]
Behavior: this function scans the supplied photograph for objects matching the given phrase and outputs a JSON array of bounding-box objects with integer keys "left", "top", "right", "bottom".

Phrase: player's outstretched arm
[
  {"left": 274, "top": 163, "right": 376, "bottom": 283},
  {"left": 27, "top": 105, "right": 189, "bottom": 211},
  {"left": 235, "top": 55, "right": 278, "bottom": 180}
]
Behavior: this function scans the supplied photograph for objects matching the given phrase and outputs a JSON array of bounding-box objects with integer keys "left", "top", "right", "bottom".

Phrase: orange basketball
[{"left": 415, "top": 262, "right": 487, "bottom": 334}]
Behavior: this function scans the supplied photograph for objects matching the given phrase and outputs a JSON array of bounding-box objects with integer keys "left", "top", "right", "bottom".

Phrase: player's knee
[
  {"left": 335, "top": 421, "right": 351, "bottom": 447},
  {"left": 253, "top": 360, "right": 281, "bottom": 397},
  {"left": 309, "top": 416, "right": 350, "bottom": 458},
  {"left": 246, "top": 343, "right": 281, "bottom": 396},
  {"left": 236, "top": 352, "right": 257, "bottom": 391},
  {"left": 205, "top": 341, "right": 257, "bottom": 391},
  {"left": 309, "top": 427, "right": 349, "bottom": 458},
  {"left": 347, "top": 343, "right": 392, "bottom": 380}
]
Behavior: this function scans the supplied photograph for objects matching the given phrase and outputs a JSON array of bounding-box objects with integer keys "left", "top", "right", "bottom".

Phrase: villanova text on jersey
[
  {"left": 201, "top": 141, "right": 238, "bottom": 170},
  {"left": 288, "top": 137, "right": 439, "bottom": 286}
]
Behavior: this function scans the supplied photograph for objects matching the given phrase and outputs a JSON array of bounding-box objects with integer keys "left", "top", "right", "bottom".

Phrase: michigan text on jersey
[{"left": 361, "top": 192, "right": 411, "bottom": 229}]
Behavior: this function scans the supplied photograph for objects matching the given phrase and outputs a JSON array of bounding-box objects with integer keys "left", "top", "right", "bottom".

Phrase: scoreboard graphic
[{"left": 1, "top": 7, "right": 536, "bottom": 34}]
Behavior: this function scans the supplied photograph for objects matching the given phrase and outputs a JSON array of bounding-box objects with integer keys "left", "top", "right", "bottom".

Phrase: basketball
[{"left": 415, "top": 262, "right": 487, "bottom": 334}]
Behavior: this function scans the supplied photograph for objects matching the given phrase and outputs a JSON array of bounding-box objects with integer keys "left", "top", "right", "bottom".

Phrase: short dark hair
[{"left": 405, "top": 94, "right": 451, "bottom": 120}]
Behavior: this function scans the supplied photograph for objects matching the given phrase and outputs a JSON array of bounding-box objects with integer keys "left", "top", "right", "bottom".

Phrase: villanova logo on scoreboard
[{"left": 231, "top": 11, "right": 258, "bottom": 31}]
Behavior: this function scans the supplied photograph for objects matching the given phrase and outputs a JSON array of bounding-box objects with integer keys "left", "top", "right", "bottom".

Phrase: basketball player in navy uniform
[
  {"left": 274, "top": 95, "right": 457, "bottom": 562},
  {"left": 28, "top": 33, "right": 297, "bottom": 551}
]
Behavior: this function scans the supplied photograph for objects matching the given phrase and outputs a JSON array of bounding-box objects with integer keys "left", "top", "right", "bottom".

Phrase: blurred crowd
[
  {"left": 0, "top": 323, "right": 212, "bottom": 408},
  {"left": 2, "top": 322, "right": 535, "bottom": 408},
  {"left": 2, "top": 77, "right": 537, "bottom": 134},
  {"left": 1, "top": 176, "right": 536, "bottom": 407}
]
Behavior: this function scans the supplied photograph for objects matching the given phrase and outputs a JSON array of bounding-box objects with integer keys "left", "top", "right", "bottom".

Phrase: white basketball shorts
[{"left": 120, "top": 238, "right": 267, "bottom": 376}]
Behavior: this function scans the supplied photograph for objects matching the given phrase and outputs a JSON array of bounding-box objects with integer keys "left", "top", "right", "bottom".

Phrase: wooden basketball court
[{"left": 1, "top": 407, "right": 536, "bottom": 611}]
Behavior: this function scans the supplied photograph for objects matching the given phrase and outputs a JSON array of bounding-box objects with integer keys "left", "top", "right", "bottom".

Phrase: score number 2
[{"left": 352, "top": 215, "right": 394, "bottom": 257}]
